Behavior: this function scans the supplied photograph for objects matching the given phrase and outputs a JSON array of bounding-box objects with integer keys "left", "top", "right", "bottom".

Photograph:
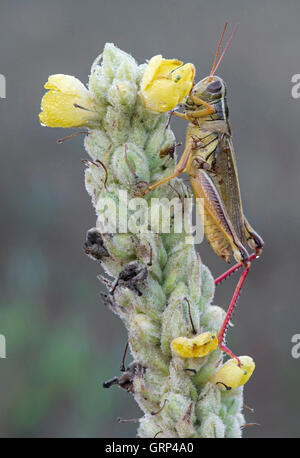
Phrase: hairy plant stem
[{"left": 82, "top": 44, "right": 246, "bottom": 438}]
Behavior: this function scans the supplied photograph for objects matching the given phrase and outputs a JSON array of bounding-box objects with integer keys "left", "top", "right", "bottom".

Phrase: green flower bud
[
  {"left": 110, "top": 142, "right": 150, "bottom": 187},
  {"left": 107, "top": 80, "right": 137, "bottom": 110},
  {"left": 130, "top": 313, "right": 160, "bottom": 345},
  {"left": 84, "top": 129, "right": 112, "bottom": 161},
  {"left": 201, "top": 305, "right": 226, "bottom": 334},
  {"left": 196, "top": 383, "right": 221, "bottom": 419},
  {"left": 224, "top": 414, "right": 243, "bottom": 438},
  {"left": 198, "top": 264, "right": 215, "bottom": 312},
  {"left": 163, "top": 245, "right": 197, "bottom": 296},
  {"left": 164, "top": 393, "right": 194, "bottom": 425},
  {"left": 198, "top": 412, "right": 225, "bottom": 438}
]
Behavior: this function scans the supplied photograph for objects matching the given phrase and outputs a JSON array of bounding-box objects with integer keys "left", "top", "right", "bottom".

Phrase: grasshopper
[{"left": 138, "top": 24, "right": 264, "bottom": 365}]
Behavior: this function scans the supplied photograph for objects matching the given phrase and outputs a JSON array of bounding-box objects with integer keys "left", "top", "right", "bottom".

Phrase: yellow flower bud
[
  {"left": 209, "top": 356, "right": 255, "bottom": 390},
  {"left": 140, "top": 55, "right": 195, "bottom": 113},
  {"left": 39, "top": 74, "right": 100, "bottom": 128},
  {"left": 171, "top": 332, "right": 218, "bottom": 358}
]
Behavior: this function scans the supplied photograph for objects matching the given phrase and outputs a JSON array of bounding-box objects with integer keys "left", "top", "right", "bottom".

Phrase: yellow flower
[
  {"left": 171, "top": 332, "right": 218, "bottom": 358},
  {"left": 140, "top": 55, "right": 195, "bottom": 112},
  {"left": 209, "top": 356, "right": 255, "bottom": 390},
  {"left": 39, "top": 74, "right": 100, "bottom": 128}
]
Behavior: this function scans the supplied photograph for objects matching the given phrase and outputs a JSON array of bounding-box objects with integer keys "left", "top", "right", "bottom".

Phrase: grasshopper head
[{"left": 185, "top": 76, "right": 226, "bottom": 108}]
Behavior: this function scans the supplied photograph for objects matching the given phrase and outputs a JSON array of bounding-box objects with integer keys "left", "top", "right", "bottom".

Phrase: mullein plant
[{"left": 39, "top": 44, "right": 255, "bottom": 438}]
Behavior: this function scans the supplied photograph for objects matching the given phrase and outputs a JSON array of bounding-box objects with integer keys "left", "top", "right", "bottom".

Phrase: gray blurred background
[{"left": 0, "top": 0, "right": 299, "bottom": 438}]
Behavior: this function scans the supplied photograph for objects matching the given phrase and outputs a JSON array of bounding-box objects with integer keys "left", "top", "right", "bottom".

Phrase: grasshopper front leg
[
  {"left": 135, "top": 138, "right": 194, "bottom": 196},
  {"left": 136, "top": 107, "right": 215, "bottom": 197},
  {"left": 172, "top": 95, "right": 215, "bottom": 121}
]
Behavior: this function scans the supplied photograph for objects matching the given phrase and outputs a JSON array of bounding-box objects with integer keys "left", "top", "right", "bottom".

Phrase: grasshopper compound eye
[{"left": 207, "top": 79, "right": 222, "bottom": 94}]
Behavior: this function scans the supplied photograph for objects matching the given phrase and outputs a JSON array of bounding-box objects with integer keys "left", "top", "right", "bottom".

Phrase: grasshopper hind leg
[
  {"left": 244, "top": 216, "right": 264, "bottom": 256},
  {"left": 214, "top": 217, "right": 264, "bottom": 285},
  {"left": 218, "top": 266, "right": 250, "bottom": 366},
  {"left": 215, "top": 218, "right": 264, "bottom": 366}
]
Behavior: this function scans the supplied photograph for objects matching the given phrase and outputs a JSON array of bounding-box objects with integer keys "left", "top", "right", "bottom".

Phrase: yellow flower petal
[
  {"left": 141, "top": 56, "right": 182, "bottom": 92},
  {"left": 141, "top": 56, "right": 195, "bottom": 113},
  {"left": 39, "top": 74, "right": 99, "bottom": 128},
  {"left": 172, "top": 64, "right": 195, "bottom": 100},
  {"left": 44, "top": 74, "right": 90, "bottom": 97},
  {"left": 171, "top": 332, "right": 218, "bottom": 358},
  {"left": 209, "top": 356, "right": 255, "bottom": 390}
]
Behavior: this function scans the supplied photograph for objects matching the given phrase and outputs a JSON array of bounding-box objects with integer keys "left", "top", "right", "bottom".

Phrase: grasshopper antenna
[
  {"left": 210, "top": 23, "right": 239, "bottom": 77},
  {"left": 210, "top": 21, "right": 228, "bottom": 77}
]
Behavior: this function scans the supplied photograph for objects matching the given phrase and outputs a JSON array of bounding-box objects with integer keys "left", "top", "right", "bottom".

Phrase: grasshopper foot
[{"left": 132, "top": 180, "right": 150, "bottom": 197}]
